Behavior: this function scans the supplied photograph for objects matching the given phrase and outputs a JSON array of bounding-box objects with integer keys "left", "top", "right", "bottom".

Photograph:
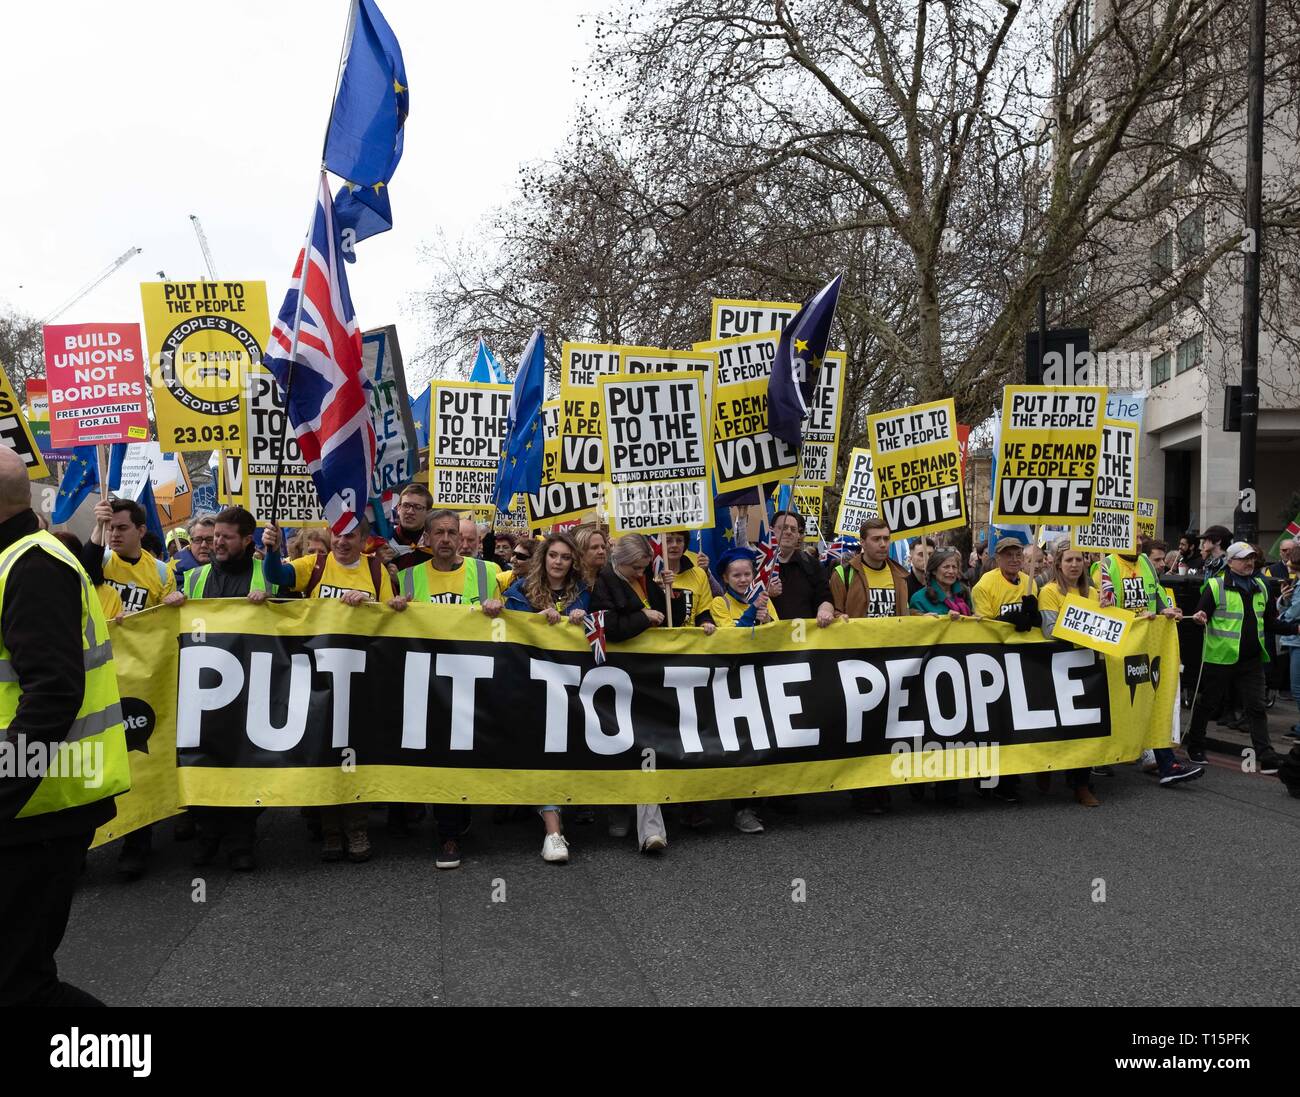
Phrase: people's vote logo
[
  {"left": 121, "top": 697, "right": 157, "bottom": 753},
  {"left": 1123, "top": 654, "right": 1160, "bottom": 702}
]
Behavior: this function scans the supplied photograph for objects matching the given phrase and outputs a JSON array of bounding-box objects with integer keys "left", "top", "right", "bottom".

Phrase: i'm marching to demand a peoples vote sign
[
  {"left": 1072, "top": 417, "right": 1141, "bottom": 553},
  {"left": 866, "top": 397, "right": 966, "bottom": 539},
  {"left": 598, "top": 372, "right": 713, "bottom": 535},
  {"left": 835, "top": 447, "right": 878, "bottom": 536},
  {"left": 42, "top": 323, "right": 150, "bottom": 447},
  {"left": 993, "top": 385, "right": 1106, "bottom": 525},
  {"left": 429, "top": 380, "right": 511, "bottom": 523}
]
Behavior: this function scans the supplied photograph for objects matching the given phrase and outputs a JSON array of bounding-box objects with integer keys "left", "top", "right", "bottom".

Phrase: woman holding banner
[
  {"left": 590, "top": 534, "right": 669, "bottom": 852},
  {"left": 503, "top": 532, "right": 591, "bottom": 864},
  {"left": 573, "top": 524, "right": 609, "bottom": 588},
  {"left": 1037, "top": 540, "right": 1103, "bottom": 807},
  {"left": 652, "top": 531, "right": 717, "bottom": 631}
]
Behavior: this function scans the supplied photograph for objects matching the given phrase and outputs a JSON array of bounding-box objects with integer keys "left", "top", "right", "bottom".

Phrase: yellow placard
[
  {"left": 709, "top": 298, "right": 799, "bottom": 340},
  {"left": 992, "top": 385, "right": 1107, "bottom": 526},
  {"left": 599, "top": 371, "right": 714, "bottom": 536},
  {"left": 834, "top": 447, "right": 877, "bottom": 536},
  {"left": 427, "top": 380, "right": 512, "bottom": 515},
  {"left": 0, "top": 362, "right": 49, "bottom": 479},
  {"left": 799, "top": 351, "right": 846, "bottom": 485},
  {"left": 140, "top": 281, "right": 269, "bottom": 452},
  {"left": 791, "top": 483, "right": 825, "bottom": 542},
  {"left": 557, "top": 342, "right": 622, "bottom": 482},
  {"left": 866, "top": 397, "right": 965, "bottom": 539},
  {"left": 1051, "top": 594, "right": 1135, "bottom": 656},
  {"left": 1136, "top": 497, "right": 1158, "bottom": 543}
]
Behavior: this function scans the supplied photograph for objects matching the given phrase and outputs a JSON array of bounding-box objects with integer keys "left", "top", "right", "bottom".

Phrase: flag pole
[
  {"left": 268, "top": 0, "right": 357, "bottom": 533},
  {"left": 268, "top": 179, "right": 323, "bottom": 530}
]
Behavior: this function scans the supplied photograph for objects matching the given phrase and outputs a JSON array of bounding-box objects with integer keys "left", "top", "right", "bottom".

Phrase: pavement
[{"left": 61, "top": 710, "right": 1300, "bottom": 1007}]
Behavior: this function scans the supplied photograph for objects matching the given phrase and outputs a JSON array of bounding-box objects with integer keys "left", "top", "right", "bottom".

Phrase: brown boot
[
  {"left": 1074, "top": 785, "right": 1100, "bottom": 808},
  {"left": 346, "top": 827, "right": 372, "bottom": 863}
]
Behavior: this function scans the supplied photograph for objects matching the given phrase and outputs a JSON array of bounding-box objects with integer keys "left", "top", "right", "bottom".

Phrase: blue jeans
[{"left": 1289, "top": 647, "right": 1300, "bottom": 726}]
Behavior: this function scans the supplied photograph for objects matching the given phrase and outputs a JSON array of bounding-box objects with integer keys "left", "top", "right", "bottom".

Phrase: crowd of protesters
[{"left": 65, "top": 481, "right": 1300, "bottom": 875}]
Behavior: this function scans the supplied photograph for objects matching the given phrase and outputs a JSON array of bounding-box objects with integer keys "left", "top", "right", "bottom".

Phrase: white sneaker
[
  {"left": 541, "top": 832, "right": 570, "bottom": 864},
  {"left": 733, "top": 808, "right": 765, "bottom": 834},
  {"left": 641, "top": 834, "right": 667, "bottom": 853}
]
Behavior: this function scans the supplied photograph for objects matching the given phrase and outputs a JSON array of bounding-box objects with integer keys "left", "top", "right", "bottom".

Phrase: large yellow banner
[
  {"left": 140, "top": 281, "right": 270, "bottom": 453},
  {"left": 93, "top": 601, "right": 1180, "bottom": 838}
]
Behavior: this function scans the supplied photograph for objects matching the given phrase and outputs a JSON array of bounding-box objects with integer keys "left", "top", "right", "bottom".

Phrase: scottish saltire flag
[
  {"left": 410, "top": 384, "right": 431, "bottom": 449},
  {"left": 265, "top": 174, "right": 374, "bottom": 533},
  {"left": 324, "top": 0, "right": 408, "bottom": 188},
  {"left": 768, "top": 274, "right": 843, "bottom": 446},
  {"left": 470, "top": 337, "right": 507, "bottom": 384},
  {"left": 335, "top": 181, "right": 393, "bottom": 258},
  {"left": 492, "top": 328, "right": 545, "bottom": 513}
]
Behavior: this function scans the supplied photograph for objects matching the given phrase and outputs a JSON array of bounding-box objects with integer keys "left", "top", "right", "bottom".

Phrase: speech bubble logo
[
  {"left": 121, "top": 697, "right": 156, "bottom": 754},
  {"left": 1123, "top": 654, "right": 1152, "bottom": 703}
]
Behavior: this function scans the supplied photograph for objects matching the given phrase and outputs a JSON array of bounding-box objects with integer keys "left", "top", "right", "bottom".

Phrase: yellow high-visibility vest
[{"left": 0, "top": 530, "right": 130, "bottom": 819}]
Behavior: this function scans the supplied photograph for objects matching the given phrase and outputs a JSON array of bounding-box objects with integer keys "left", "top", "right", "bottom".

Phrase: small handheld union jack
[
  {"left": 755, "top": 528, "right": 779, "bottom": 588},
  {"left": 820, "top": 539, "right": 850, "bottom": 564},
  {"left": 1098, "top": 566, "right": 1116, "bottom": 608},
  {"left": 648, "top": 533, "right": 666, "bottom": 578},
  {"left": 584, "top": 611, "right": 608, "bottom": 665}
]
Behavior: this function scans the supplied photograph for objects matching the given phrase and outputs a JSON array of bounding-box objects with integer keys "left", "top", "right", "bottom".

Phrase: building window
[
  {"left": 1180, "top": 272, "right": 1203, "bottom": 312},
  {"left": 1149, "top": 173, "right": 1175, "bottom": 213},
  {"left": 1177, "top": 207, "right": 1204, "bottom": 264},
  {"left": 1175, "top": 332, "right": 1203, "bottom": 374},
  {"left": 1151, "top": 232, "right": 1173, "bottom": 277},
  {"left": 1056, "top": 0, "right": 1092, "bottom": 79},
  {"left": 1151, "top": 351, "right": 1172, "bottom": 386},
  {"left": 1152, "top": 299, "right": 1173, "bottom": 329}
]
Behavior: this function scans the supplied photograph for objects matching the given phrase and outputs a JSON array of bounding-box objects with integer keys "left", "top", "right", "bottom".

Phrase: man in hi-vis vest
[
  {"left": 389, "top": 509, "right": 505, "bottom": 871},
  {"left": 0, "top": 447, "right": 129, "bottom": 1006},
  {"left": 175, "top": 506, "right": 272, "bottom": 870}
]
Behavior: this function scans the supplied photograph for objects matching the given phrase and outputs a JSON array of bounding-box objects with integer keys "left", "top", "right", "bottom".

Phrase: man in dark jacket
[
  {"left": 768, "top": 510, "right": 835, "bottom": 626},
  {"left": 174, "top": 506, "right": 270, "bottom": 869},
  {"left": 0, "top": 447, "right": 118, "bottom": 1005}
]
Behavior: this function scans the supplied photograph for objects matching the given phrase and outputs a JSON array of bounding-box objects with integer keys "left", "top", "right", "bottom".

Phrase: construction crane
[
  {"left": 41, "top": 246, "right": 142, "bottom": 324},
  {"left": 190, "top": 214, "right": 218, "bottom": 280}
]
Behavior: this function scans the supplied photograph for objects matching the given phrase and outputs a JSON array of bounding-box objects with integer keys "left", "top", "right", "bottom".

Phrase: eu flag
[
  {"left": 51, "top": 444, "right": 127, "bottom": 524},
  {"left": 323, "top": 0, "right": 408, "bottom": 188},
  {"left": 492, "top": 328, "right": 545, "bottom": 513},
  {"left": 410, "top": 384, "right": 431, "bottom": 449},
  {"left": 335, "top": 181, "right": 393, "bottom": 259},
  {"left": 767, "top": 274, "right": 843, "bottom": 447}
]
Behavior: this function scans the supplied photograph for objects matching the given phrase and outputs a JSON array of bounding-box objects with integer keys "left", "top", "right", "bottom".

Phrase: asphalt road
[{"left": 60, "top": 748, "right": 1300, "bottom": 1007}]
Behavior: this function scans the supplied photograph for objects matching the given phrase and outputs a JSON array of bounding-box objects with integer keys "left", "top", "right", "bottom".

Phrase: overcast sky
[{"left": 2, "top": 0, "right": 596, "bottom": 383}]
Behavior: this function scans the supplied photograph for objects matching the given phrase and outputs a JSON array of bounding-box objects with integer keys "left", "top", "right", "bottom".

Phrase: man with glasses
[
  {"left": 391, "top": 484, "right": 435, "bottom": 571},
  {"left": 173, "top": 516, "right": 216, "bottom": 591}
]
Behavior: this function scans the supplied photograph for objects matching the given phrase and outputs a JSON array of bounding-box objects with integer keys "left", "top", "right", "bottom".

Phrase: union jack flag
[
  {"left": 648, "top": 533, "right": 665, "bottom": 578},
  {"left": 755, "top": 528, "right": 780, "bottom": 587},
  {"left": 265, "top": 173, "right": 375, "bottom": 534},
  {"left": 1098, "top": 563, "right": 1117, "bottom": 608},
  {"left": 820, "top": 538, "right": 853, "bottom": 564},
  {"left": 584, "top": 610, "right": 608, "bottom": 665}
]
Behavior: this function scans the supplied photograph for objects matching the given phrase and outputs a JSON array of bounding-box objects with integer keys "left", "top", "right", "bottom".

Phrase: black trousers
[
  {"left": 190, "top": 807, "right": 263, "bottom": 853},
  {"left": 0, "top": 830, "right": 104, "bottom": 1007},
  {"left": 1187, "top": 661, "right": 1271, "bottom": 758}
]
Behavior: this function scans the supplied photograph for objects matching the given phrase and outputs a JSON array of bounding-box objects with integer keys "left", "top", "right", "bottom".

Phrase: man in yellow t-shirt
[
  {"left": 385, "top": 508, "right": 505, "bottom": 874},
  {"left": 261, "top": 521, "right": 396, "bottom": 603},
  {"left": 972, "top": 537, "right": 1040, "bottom": 623},
  {"left": 83, "top": 499, "right": 182, "bottom": 615}
]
